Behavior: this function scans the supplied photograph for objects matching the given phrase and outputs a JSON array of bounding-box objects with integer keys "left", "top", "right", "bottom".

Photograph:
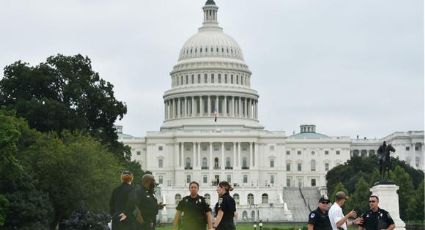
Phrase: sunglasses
[
  {"left": 369, "top": 200, "right": 377, "bottom": 203},
  {"left": 321, "top": 201, "right": 329, "bottom": 204}
]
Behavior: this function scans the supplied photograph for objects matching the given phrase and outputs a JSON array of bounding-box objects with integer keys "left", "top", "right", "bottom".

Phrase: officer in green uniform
[
  {"left": 213, "top": 181, "right": 236, "bottom": 230},
  {"left": 307, "top": 195, "right": 332, "bottom": 230},
  {"left": 135, "top": 174, "right": 165, "bottom": 230},
  {"left": 173, "top": 181, "right": 212, "bottom": 230},
  {"left": 359, "top": 194, "right": 395, "bottom": 230}
]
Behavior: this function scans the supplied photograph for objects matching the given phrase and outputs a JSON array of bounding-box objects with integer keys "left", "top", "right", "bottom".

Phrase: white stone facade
[{"left": 118, "top": 0, "right": 424, "bottom": 222}]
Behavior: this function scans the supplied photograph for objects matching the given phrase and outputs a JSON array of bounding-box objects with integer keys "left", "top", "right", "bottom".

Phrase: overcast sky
[{"left": 0, "top": 0, "right": 423, "bottom": 139}]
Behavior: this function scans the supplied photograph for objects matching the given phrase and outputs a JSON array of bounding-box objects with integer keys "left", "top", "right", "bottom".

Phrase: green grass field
[{"left": 156, "top": 223, "right": 307, "bottom": 230}]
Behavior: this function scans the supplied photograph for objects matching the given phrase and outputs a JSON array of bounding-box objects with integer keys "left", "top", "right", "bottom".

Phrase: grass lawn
[{"left": 156, "top": 223, "right": 307, "bottom": 230}]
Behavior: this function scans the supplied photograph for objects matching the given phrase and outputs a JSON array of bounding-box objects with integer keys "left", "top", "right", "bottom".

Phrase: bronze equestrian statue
[{"left": 377, "top": 141, "right": 395, "bottom": 182}]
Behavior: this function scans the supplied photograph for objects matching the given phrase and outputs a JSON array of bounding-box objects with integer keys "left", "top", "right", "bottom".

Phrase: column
[
  {"left": 192, "top": 97, "right": 195, "bottom": 117},
  {"left": 253, "top": 142, "right": 257, "bottom": 168},
  {"left": 245, "top": 98, "right": 248, "bottom": 118},
  {"left": 209, "top": 142, "right": 213, "bottom": 169},
  {"left": 224, "top": 96, "right": 227, "bottom": 116},
  {"left": 239, "top": 97, "right": 242, "bottom": 117},
  {"left": 255, "top": 101, "right": 258, "bottom": 119},
  {"left": 200, "top": 96, "right": 203, "bottom": 116},
  {"left": 197, "top": 142, "right": 201, "bottom": 168},
  {"left": 238, "top": 142, "right": 241, "bottom": 168},
  {"left": 184, "top": 97, "right": 188, "bottom": 117},
  {"left": 233, "top": 142, "right": 237, "bottom": 168},
  {"left": 192, "top": 142, "right": 196, "bottom": 168},
  {"left": 177, "top": 98, "right": 181, "bottom": 118},
  {"left": 221, "top": 142, "right": 225, "bottom": 169},
  {"left": 247, "top": 98, "right": 251, "bottom": 118},
  {"left": 175, "top": 143, "right": 180, "bottom": 168},
  {"left": 249, "top": 142, "right": 253, "bottom": 168},
  {"left": 180, "top": 142, "right": 184, "bottom": 169},
  {"left": 207, "top": 96, "right": 211, "bottom": 115},
  {"left": 231, "top": 96, "right": 235, "bottom": 117},
  {"left": 215, "top": 95, "right": 219, "bottom": 113}
]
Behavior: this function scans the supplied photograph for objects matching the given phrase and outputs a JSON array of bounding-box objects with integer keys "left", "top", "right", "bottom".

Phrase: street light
[
  {"left": 253, "top": 222, "right": 257, "bottom": 230},
  {"left": 259, "top": 220, "right": 263, "bottom": 230}
]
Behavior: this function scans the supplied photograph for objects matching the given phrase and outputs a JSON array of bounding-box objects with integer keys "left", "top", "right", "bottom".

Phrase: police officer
[
  {"left": 109, "top": 170, "right": 136, "bottom": 230},
  {"left": 135, "top": 174, "right": 165, "bottom": 230},
  {"left": 308, "top": 195, "right": 332, "bottom": 230},
  {"left": 173, "top": 181, "right": 213, "bottom": 230},
  {"left": 212, "top": 181, "right": 236, "bottom": 230},
  {"left": 358, "top": 194, "right": 395, "bottom": 230}
]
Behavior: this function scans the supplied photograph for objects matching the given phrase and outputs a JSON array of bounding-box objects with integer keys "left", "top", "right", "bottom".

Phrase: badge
[
  {"left": 366, "top": 214, "right": 369, "bottom": 218},
  {"left": 380, "top": 213, "right": 383, "bottom": 217},
  {"left": 310, "top": 213, "right": 315, "bottom": 218}
]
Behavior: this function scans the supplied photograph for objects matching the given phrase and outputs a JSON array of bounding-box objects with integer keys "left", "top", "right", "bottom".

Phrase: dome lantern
[{"left": 202, "top": 0, "right": 219, "bottom": 29}]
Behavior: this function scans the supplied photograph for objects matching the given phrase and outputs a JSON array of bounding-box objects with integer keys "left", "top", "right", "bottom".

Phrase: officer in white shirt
[{"left": 328, "top": 191, "right": 362, "bottom": 230}]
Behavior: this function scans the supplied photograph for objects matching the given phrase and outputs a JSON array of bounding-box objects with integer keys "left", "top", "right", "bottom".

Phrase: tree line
[
  {"left": 0, "top": 54, "right": 144, "bottom": 229},
  {"left": 326, "top": 155, "right": 424, "bottom": 222}
]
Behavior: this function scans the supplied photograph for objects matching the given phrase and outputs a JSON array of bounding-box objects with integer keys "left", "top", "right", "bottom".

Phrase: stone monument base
[{"left": 370, "top": 183, "right": 406, "bottom": 230}]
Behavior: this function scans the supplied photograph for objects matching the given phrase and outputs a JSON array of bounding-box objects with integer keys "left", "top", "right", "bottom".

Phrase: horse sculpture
[{"left": 377, "top": 141, "right": 395, "bottom": 181}]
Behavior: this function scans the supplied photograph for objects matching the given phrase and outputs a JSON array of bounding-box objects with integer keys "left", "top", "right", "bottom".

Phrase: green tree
[
  {"left": 0, "top": 54, "right": 128, "bottom": 160},
  {"left": 349, "top": 177, "right": 370, "bottom": 214},
  {"left": 0, "top": 195, "right": 8, "bottom": 227},
  {"left": 389, "top": 165, "right": 415, "bottom": 220}
]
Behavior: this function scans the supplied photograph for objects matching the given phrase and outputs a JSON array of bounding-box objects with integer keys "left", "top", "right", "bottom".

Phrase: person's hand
[
  {"left": 348, "top": 210, "right": 357, "bottom": 218},
  {"left": 118, "top": 213, "right": 127, "bottom": 221},
  {"left": 158, "top": 202, "right": 166, "bottom": 209},
  {"left": 354, "top": 217, "right": 363, "bottom": 225}
]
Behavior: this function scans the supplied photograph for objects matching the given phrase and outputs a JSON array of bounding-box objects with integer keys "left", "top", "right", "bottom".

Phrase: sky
[{"left": 0, "top": 0, "right": 423, "bottom": 139}]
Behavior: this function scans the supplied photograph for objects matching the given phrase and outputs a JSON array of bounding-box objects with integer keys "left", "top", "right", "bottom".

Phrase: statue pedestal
[{"left": 370, "top": 184, "right": 406, "bottom": 230}]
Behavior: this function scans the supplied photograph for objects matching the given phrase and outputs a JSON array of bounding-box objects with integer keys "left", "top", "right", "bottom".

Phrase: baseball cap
[{"left": 319, "top": 195, "right": 330, "bottom": 203}]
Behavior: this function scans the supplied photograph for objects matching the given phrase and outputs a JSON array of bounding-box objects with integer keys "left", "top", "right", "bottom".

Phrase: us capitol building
[{"left": 118, "top": 0, "right": 424, "bottom": 222}]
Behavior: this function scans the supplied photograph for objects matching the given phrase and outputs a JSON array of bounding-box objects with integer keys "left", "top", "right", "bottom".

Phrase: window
[
  {"left": 202, "top": 157, "right": 208, "bottom": 169},
  {"left": 406, "top": 146, "right": 410, "bottom": 151},
  {"left": 270, "top": 145, "right": 275, "bottom": 151},
  {"left": 248, "top": 194, "right": 254, "bottom": 205},
  {"left": 204, "top": 194, "right": 211, "bottom": 204},
  {"left": 325, "top": 163, "right": 329, "bottom": 171},
  {"left": 191, "top": 75, "right": 194, "bottom": 84},
  {"left": 233, "top": 194, "right": 240, "bottom": 205},
  {"left": 416, "top": 157, "right": 420, "bottom": 167},
  {"left": 336, "top": 151, "right": 340, "bottom": 155},
  {"left": 286, "top": 163, "right": 291, "bottom": 171},
  {"left": 286, "top": 178, "right": 291, "bottom": 187},
  {"left": 325, "top": 150, "right": 329, "bottom": 155},
  {"left": 211, "top": 74, "right": 214, "bottom": 83},
  {"left": 297, "top": 151, "right": 301, "bottom": 155},
  {"left": 136, "top": 151, "right": 141, "bottom": 155},
  {"left": 311, "top": 151, "right": 315, "bottom": 155},
  {"left": 204, "top": 74, "right": 207, "bottom": 83},
  {"left": 214, "top": 157, "right": 219, "bottom": 169},
  {"left": 262, "top": 193, "right": 268, "bottom": 204},
  {"left": 243, "top": 175, "right": 248, "bottom": 183},
  {"left": 175, "top": 194, "right": 182, "bottom": 204},
  {"left": 186, "top": 175, "right": 191, "bottom": 183},
  {"left": 226, "top": 175, "right": 231, "bottom": 183},
  {"left": 158, "top": 159, "right": 163, "bottom": 168},
  {"left": 185, "top": 157, "right": 192, "bottom": 169},
  {"left": 231, "top": 75, "right": 234, "bottom": 84},
  {"left": 286, "top": 151, "right": 290, "bottom": 155},
  {"left": 311, "top": 160, "right": 316, "bottom": 172},
  {"left": 270, "top": 175, "right": 275, "bottom": 184},
  {"left": 242, "top": 157, "right": 248, "bottom": 169},
  {"left": 311, "top": 179, "right": 316, "bottom": 187},
  {"left": 225, "top": 157, "right": 231, "bottom": 169},
  {"left": 198, "top": 74, "right": 201, "bottom": 83},
  {"left": 224, "top": 74, "right": 227, "bottom": 83},
  {"left": 203, "top": 175, "right": 208, "bottom": 183},
  {"left": 270, "top": 159, "right": 275, "bottom": 168},
  {"left": 218, "top": 74, "right": 221, "bottom": 83},
  {"left": 158, "top": 146, "right": 163, "bottom": 151},
  {"left": 185, "top": 75, "right": 188, "bottom": 84},
  {"left": 158, "top": 176, "right": 163, "bottom": 184},
  {"left": 297, "top": 163, "right": 302, "bottom": 171}
]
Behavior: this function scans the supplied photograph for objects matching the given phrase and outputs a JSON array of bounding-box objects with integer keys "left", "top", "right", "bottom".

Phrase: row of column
[
  {"left": 164, "top": 96, "right": 258, "bottom": 120},
  {"left": 174, "top": 142, "right": 258, "bottom": 170}
]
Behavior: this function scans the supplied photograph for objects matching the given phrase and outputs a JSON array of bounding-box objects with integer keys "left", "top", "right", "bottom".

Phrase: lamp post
[
  {"left": 253, "top": 222, "right": 257, "bottom": 230},
  {"left": 259, "top": 220, "right": 263, "bottom": 230}
]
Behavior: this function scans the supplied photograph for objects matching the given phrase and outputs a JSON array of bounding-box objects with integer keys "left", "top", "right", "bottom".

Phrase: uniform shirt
[
  {"left": 308, "top": 207, "right": 332, "bottom": 230},
  {"left": 214, "top": 192, "right": 236, "bottom": 230},
  {"left": 359, "top": 208, "right": 394, "bottom": 230},
  {"left": 328, "top": 202, "right": 346, "bottom": 230},
  {"left": 136, "top": 186, "right": 159, "bottom": 222},
  {"left": 176, "top": 195, "right": 211, "bottom": 230}
]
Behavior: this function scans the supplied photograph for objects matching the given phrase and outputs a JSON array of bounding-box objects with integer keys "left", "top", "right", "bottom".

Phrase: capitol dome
[{"left": 161, "top": 0, "right": 263, "bottom": 131}]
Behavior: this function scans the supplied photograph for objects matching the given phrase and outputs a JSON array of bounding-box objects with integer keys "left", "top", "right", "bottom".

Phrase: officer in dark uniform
[
  {"left": 359, "top": 194, "right": 395, "bottom": 230},
  {"left": 109, "top": 170, "right": 137, "bottom": 230},
  {"left": 173, "top": 181, "right": 212, "bottom": 230},
  {"left": 135, "top": 174, "right": 165, "bottom": 230},
  {"left": 213, "top": 181, "right": 236, "bottom": 230},
  {"left": 307, "top": 195, "right": 332, "bottom": 230}
]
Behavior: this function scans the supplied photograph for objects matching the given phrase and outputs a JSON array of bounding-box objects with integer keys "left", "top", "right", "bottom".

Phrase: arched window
[
  {"left": 247, "top": 193, "right": 254, "bottom": 205},
  {"left": 185, "top": 157, "right": 192, "bottom": 169},
  {"left": 204, "top": 193, "right": 211, "bottom": 205},
  {"left": 242, "top": 211, "right": 248, "bottom": 220},
  {"left": 262, "top": 193, "right": 268, "bottom": 204},
  {"left": 202, "top": 157, "right": 208, "bottom": 169},
  {"left": 311, "top": 159, "right": 316, "bottom": 172},
  {"left": 214, "top": 157, "right": 219, "bottom": 168},
  {"left": 233, "top": 193, "right": 240, "bottom": 205},
  {"left": 175, "top": 194, "right": 182, "bottom": 205}
]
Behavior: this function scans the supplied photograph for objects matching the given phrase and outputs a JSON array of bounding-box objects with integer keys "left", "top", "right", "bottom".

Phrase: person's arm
[
  {"left": 213, "top": 210, "right": 224, "bottom": 228},
  {"left": 336, "top": 210, "right": 356, "bottom": 227},
  {"left": 206, "top": 211, "right": 213, "bottom": 230},
  {"left": 307, "top": 224, "right": 314, "bottom": 230},
  {"left": 387, "top": 224, "right": 395, "bottom": 230},
  {"left": 173, "top": 210, "right": 181, "bottom": 230}
]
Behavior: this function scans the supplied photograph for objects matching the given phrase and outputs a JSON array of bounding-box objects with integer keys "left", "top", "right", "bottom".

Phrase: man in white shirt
[{"left": 328, "top": 191, "right": 361, "bottom": 230}]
